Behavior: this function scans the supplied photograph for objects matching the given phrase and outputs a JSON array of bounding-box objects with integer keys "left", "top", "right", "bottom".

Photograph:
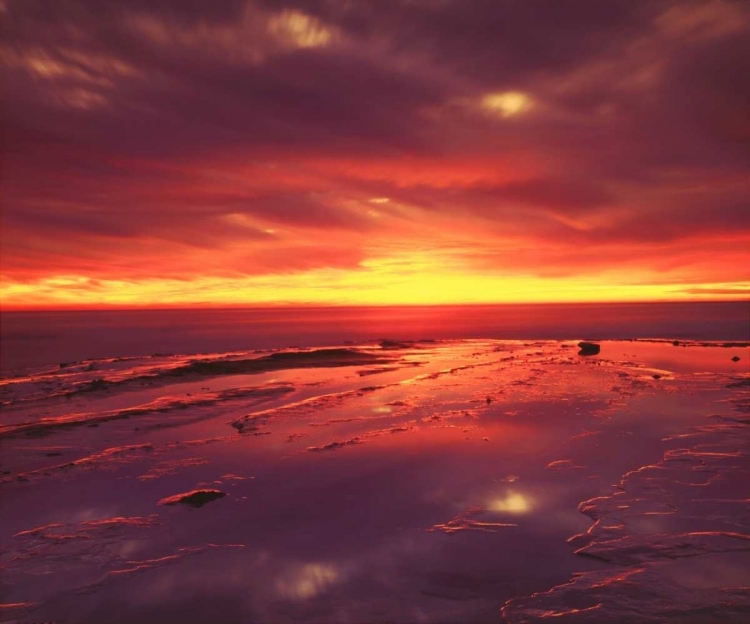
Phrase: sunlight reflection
[
  {"left": 275, "top": 563, "right": 341, "bottom": 600},
  {"left": 488, "top": 491, "right": 532, "bottom": 514}
]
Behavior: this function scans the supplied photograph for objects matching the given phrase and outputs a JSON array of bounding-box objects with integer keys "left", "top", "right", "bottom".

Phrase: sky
[{"left": 1, "top": 0, "right": 749, "bottom": 308}]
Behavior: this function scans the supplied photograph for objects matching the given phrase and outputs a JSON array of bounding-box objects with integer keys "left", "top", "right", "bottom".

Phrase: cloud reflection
[
  {"left": 488, "top": 491, "right": 532, "bottom": 514},
  {"left": 275, "top": 562, "right": 342, "bottom": 600}
]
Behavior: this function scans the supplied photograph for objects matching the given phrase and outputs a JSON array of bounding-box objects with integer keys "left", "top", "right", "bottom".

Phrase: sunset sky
[{"left": 1, "top": 0, "right": 749, "bottom": 308}]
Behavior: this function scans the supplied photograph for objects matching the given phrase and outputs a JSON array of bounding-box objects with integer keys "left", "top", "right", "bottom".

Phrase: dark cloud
[{"left": 258, "top": 0, "right": 668, "bottom": 83}]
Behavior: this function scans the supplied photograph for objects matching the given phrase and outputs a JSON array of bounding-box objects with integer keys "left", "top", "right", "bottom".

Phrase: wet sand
[{"left": 1, "top": 339, "right": 748, "bottom": 622}]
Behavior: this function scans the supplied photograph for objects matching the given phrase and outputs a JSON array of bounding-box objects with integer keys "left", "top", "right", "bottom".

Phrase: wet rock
[
  {"left": 167, "top": 348, "right": 390, "bottom": 376},
  {"left": 306, "top": 437, "right": 364, "bottom": 452},
  {"left": 546, "top": 459, "right": 581, "bottom": 471},
  {"left": 88, "top": 378, "right": 109, "bottom": 391},
  {"left": 428, "top": 508, "right": 517, "bottom": 534},
  {"left": 158, "top": 489, "right": 227, "bottom": 508},
  {"left": 577, "top": 342, "right": 601, "bottom": 356},
  {"left": 379, "top": 339, "right": 413, "bottom": 350}
]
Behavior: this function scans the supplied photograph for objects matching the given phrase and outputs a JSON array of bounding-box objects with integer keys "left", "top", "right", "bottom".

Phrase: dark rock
[
  {"left": 88, "top": 378, "right": 108, "bottom": 390},
  {"left": 379, "top": 339, "right": 413, "bottom": 350},
  {"left": 672, "top": 340, "right": 680, "bottom": 346},
  {"left": 159, "top": 489, "right": 227, "bottom": 508},
  {"left": 166, "top": 348, "right": 389, "bottom": 377},
  {"left": 731, "top": 356, "right": 741, "bottom": 362},
  {"left": 577, "top": 342, "right": 601, "bottom": 356}
]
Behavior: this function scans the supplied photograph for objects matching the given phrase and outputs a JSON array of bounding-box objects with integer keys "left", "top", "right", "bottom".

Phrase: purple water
[{"left": 1, "top": 338, "right": 748, "bottom": 623}]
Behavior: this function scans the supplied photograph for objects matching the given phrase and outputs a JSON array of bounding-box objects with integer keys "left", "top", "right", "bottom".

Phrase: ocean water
[{"left": 1, "top": 301, "right": 748, "bottom": 373}]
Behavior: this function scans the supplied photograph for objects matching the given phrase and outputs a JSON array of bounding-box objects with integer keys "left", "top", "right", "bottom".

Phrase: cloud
[
  {"left": 679, "top": 287, "right": 750, "bottom": 295},
  {"left": 1, "top": 0, "right": 749, "bottom": 306}
]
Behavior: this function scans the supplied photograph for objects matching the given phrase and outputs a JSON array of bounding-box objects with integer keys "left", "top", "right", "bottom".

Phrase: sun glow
[{"left": 2, "top": 261, "right": 745, "bottom": 309}]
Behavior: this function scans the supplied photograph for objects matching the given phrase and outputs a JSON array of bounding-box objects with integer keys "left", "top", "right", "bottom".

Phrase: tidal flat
[{"left": 1, "top": 339, "right": 748, "bottom": 623}]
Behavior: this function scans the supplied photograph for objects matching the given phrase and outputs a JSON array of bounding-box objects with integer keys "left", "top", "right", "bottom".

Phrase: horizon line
[{"left": 1, "top": 298, "right": 748, "bottom": 314}]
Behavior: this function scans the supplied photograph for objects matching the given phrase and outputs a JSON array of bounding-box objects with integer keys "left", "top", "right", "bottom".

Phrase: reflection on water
[
  {"left": 488, "top": 492, "right": 532, "bottom": 514},
  {"left": 0, "top": 339, "right": 748, "bottom": 623},
  {"left": 275, "top": 562, "right": 342, "bottom": 600}
]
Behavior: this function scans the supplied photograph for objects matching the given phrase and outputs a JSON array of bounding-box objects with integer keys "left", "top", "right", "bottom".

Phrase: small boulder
[
  {"left": 158, "top": 489, "right": 227, "bottom": 508},
  {"left": 379, "top": 339, "right": 412, "bottom": 350},
  {"left": 577, "top": 342, "right": 601, "bottom": 356},
  {"left": 88, "top": 378, "right": 108, "bottom": 390}
]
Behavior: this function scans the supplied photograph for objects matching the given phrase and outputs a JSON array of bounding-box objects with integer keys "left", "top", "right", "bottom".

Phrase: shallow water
[{"left": 0, "top": 339, "right": 748, "bottom": 622}]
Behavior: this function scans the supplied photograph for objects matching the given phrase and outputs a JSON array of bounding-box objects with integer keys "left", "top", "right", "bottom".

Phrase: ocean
[
  {"left": 1, "top": 300, "right": 748, "bottom": 373},
  {"left": 1, "top": 303, "right": 748, "bottom": 622}
]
